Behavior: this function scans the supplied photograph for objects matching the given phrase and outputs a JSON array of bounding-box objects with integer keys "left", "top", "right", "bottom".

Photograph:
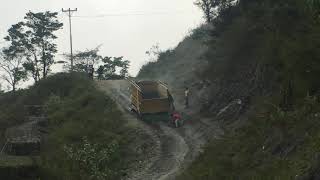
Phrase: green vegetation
[
  {"left": 0, "top": 11, "right": 62, "bottom": 92},
  {"left": 177, "top": 0, "right": 320, "bottom": 179},
  {"left": 0, "top": 73, "right": 135, "bottom": 180},
  {"left": 37, "top": 73, "right": 133, "bottom": 180},
  {"left": 64, "top": 47, "right": 130, "bottom": 79},
  {"left": 0, "top": 155, "right": 35, "bottom": 168},
  {"left": 0, "top": 90, "right": 27, "bottom": 145},
  {"left": 138, "top": 48, "right": 176, "bottom": 79},
  {"left": 139, "top": 0, "right": 320, "bottom": 179},
  {"left": 6, "top": 12, "right": 62, "bottom": 81},
  {"left": 180, "top": 98, "right": 320, "bottom": 179},
  {"left": 0, "top": 8, "right": 131, "bottom": 180},
  {"left": 22, "top": 11, "right": 63, "bottom": 81},
  {"left": 0, "top": 155, "right": 38, "bottom": 180}
]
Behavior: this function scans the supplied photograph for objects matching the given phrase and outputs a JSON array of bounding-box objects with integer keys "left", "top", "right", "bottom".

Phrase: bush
[
  {"left": 64, "top": 137, "right": 121, "bottom": 180},
  {"left": 177, "top": 1, "right": 320, "bottom": 178},
  {"left": 0, "top": 73, "right": 133, "bottom": 180},
  {"left": 179, "top": 96, "right": 320, "bottom": 179},
  {"left": 34, "top": 73, "right": 131, "bottom": 180}
]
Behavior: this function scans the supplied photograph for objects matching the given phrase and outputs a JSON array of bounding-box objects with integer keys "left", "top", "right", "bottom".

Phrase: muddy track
[{"left": 96, "top": 80, "right": 221, "bottom": 180}]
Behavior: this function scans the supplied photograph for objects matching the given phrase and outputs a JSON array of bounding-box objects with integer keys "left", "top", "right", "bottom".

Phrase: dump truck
[{"left": 129, "top": 80, "right": 173, "bottom": 117}]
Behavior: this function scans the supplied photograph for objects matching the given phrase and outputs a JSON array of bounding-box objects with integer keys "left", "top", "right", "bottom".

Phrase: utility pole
[{"left": 62, "top": 8, "right": 77, "bottom": 71}]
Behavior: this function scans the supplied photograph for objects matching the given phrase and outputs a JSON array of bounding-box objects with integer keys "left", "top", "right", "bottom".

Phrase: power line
[
  {"left": 62, "top": 8, "right": 78, "bottom": 71},
  {"left": 73, "top": 10, "right": 191, "bottom": 18}
]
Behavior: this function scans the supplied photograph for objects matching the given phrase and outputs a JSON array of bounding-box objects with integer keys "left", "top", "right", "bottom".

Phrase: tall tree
[
  {"left": 0, "top": 49, "right": 27, "bottom": 92},
  {"left": 23, "top": 11, "right": 63, "bottom": 81},
  {"left": 120, "top": 60, "right": 130, "bottom": 77},
  {"left": 63, "top": 47, "right": 130, "bottom": 79},
  {"left": 98, "top": 56, "right": 130, "bottom": 80},
  {"left": 146, "top": 43, "right": 161, "bottom": 62},
  {"left": 308, "top": 0, "right": 320, "bottom": 12},
  {"left": 69, "top": 47, "right": 102, "bottom": 73},
  {"left": 194, "top": 0, "right": 216, "bottom": 23},
  {"left": 101, "top": 56, "right": 116, "bottom": 76},
  {"left": 1, "top": 23, "right": 29, "bottom": 92},
  {"left": 194, "top": 0, "right": 232, "bottom": 23}
]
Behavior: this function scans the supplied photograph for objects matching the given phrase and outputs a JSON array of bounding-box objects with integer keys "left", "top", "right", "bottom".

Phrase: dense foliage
[
  {"left": 0, "top": 73, "right": 134, "bottom": 180},
  {"left": 177, "top": 0, "right": 320, "bottom": 179},
  {"left": 64, "top": 48, "right": 130, "bottom": 79},
  {"left": 31, "top": 73, "right": 130, "bottom": 180},
  {"left": 0, "top": 11, "right": 62, "bottom": 92}
]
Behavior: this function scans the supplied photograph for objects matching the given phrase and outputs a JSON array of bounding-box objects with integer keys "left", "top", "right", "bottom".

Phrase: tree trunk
[
  {"left": 35, "top": 69, "right": 40, "bottom": 83},
  {"left": 33, "top": 53, "right": 39, "bottom": 82},
  {"left": 12, "top": 80, "right": 16, "bottom": 92},
  {"left": 206, "top": 12, "right": 211, "bottom": 23},
  {"left": 43, "top": 63, "right": 46, "bottom": 78},
  {"left": 42, "top": 43, "right": 47, "bottom": 78},
  {"left": 204, "top": 0, "right": 212, "bottom": 23}
]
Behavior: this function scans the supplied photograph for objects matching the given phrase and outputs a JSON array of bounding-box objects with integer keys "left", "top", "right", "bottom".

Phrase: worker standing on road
[
  {"left": 88, "top": 65, "right": 94, "bottom": 80},
  {"left": 185, "top": 87, "right": 190, "bottom": 108},
  {"left": 91, "top": 66, "right": 95, "bottom": 80},
  {"left": 167, "top": 90, "right": 175, "bottom": 111}
]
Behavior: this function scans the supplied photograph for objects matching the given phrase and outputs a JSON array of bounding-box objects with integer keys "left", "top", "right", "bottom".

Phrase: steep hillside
[
  {"left": 138, "top": 0, "right": 320, "bottom": 179},
  {"left": 137, "top": 25, "right": 212, "bottom": 112},
  {"left": 0, "top": 73, "right": 146, "bottom": 180}
]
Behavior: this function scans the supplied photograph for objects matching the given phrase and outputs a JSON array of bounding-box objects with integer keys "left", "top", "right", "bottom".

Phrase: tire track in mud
[
  {"left": 138, "top": 123, "right": 189, "bottom": 180},
  {"left": 96, "top": 80, "right": 162, "bottom": 180},
  {"left": 96, "top": 80, "right": 220, "bottom": 180}
]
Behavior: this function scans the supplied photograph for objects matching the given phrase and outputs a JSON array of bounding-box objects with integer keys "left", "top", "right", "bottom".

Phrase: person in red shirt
[{"left": 171, "top": 111, "right": 182, "bottom": 128}]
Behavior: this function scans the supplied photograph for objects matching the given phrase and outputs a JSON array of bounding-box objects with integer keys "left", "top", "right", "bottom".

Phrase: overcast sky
[{"left": 0, "top": 0, "right": 203, "bottom": 82}]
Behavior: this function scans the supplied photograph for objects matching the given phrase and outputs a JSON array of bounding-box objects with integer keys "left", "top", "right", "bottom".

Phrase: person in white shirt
[{"left": 185, "top": 87, "right": 189, "bottom": 108}]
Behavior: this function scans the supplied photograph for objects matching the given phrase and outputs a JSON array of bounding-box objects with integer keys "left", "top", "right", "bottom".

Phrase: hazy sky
[{"left": 0, "top": 0, "right": 203, "bottom": 78}]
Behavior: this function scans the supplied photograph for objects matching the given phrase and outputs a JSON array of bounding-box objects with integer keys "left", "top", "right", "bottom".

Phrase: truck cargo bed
[{"left": 130, "top": 80, "right": 171, "bottom": 115}]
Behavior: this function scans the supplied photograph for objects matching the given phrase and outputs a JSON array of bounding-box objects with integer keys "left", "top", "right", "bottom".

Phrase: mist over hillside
[{"left": 138, "top": 0, "right": 320, "bottom": 179}]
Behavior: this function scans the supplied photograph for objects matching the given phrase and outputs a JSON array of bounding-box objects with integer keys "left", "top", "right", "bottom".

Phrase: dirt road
[{"left": 96, "top": 80, "right": 222, "bottom": 180}]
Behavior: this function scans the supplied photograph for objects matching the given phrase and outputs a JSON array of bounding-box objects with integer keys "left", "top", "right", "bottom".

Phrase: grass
[
  {"left": 174, "top": 1, "right": 320, "bottom": 179},
  {"left": 0, "top": 73, "right": 136, "bottom": 180},
  {"left": 137, "top": 1, "right": 320, "bottom": 178},
  {"left": 0, "top": 155, "right": 35, "bottom": 168},
  {"left": 0, "top": 155, "right": 38, "bottom": 180},
  {"left": 34, "top": 73, "right": 133, "bottom": 180},
  {"left": 178, "top": 96, "right": 320, "bottom": 179}
]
